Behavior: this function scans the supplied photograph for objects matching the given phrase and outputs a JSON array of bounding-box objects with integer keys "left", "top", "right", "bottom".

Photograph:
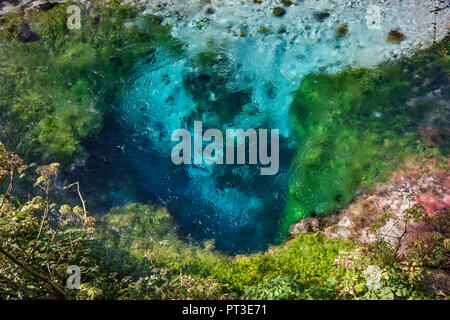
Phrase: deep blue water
[{"left": 68, "top": 46, "right": 297, "bottom": 254}]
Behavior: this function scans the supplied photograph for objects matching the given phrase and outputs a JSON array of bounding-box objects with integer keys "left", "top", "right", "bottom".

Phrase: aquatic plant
[
  {"left": 0, "top": 0, "right": 180, "bottom": 161},
  {"left": 283, "top": 36, "right": 449, "bottom": 234}
]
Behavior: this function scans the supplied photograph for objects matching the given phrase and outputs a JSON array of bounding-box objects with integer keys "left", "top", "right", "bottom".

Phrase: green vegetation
[
  {"left": 0, "top": 2, "right": 447, "bottom": 301},
  {"left": 0, "top": 140, "right": 353, "bottom": 299},
  {"left": 1, "top": 141, "right": 446, "bottom": 300},
  {"left": 96, "top": 202, "right": 354, "bottom": 296},
  {"left": 0, "top": 0, "right": 181, "bottom": 161},
  {"left": 284, "top": 37, "right": 449, "bottom": 233}
]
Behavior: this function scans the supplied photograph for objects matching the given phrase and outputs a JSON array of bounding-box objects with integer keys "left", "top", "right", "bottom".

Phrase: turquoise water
[
  {"left": 79, "top": 43, "right": 297, "bottom": 253},
  {"left": 64, "top": 1, "right": 448, "bottom": 254}
]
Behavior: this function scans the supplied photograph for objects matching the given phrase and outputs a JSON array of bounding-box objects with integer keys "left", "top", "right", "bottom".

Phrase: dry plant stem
[
  {"left": 58, "top": 182, "right": 88, "bottom": 222},
  {"left": 27, "top": 181, "right": 51, "bottom": 263}
]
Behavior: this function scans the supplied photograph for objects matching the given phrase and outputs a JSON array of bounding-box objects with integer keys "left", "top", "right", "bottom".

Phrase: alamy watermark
[
  {"left": 67, "top": 5, "right": 81, "bottom": 30},
  {"left": 364, "top": 265, "right": 382, "bottom": 291},
  {"left": 66, "top": 265, "right": 81, "bottom": 290},
  {"left": 171, "top": 121, "right": 280, "bottom": 176}
]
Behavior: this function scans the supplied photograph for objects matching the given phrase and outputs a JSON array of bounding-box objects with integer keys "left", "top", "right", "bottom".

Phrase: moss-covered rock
[
  {"left": 273, "top": 7, "right": 286, "bottom": 17},
  {"left": 387, "top": 29, "right": 405, "bottom": 43},
  {"left": 0, "top": 1, "right": 181, "bottom": 162},
  {"left": 336, "top": 22, "right": 348, "bottom": 37},
  {"left": 314, "top": 10, "right": 330, "bottom": 21},
  {"left": 205, "top": 7, "right": 215, "bottom": 15}
]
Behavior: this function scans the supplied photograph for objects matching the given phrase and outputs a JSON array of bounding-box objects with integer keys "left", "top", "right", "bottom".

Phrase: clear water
[{"left": 70, "top": 0, "right": 448, "bottom": 254}]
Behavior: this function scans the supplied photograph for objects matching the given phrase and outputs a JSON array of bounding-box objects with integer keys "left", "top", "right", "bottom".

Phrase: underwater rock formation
[{"left": 387, "top": 29, "right": 405, "bottom": 43}]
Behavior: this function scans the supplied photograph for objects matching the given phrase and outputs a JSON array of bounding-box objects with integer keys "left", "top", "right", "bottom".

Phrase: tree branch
[{"left": 0, "top": 246, "right": 69, "bottom": 299}]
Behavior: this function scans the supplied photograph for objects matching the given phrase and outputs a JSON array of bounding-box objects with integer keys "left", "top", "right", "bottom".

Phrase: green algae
[
  {"left": 282, "top": 36, "right": 449, "bottom": 235},
  {"left": 0, "top": 1, "right": 181, "bottom": 162}
]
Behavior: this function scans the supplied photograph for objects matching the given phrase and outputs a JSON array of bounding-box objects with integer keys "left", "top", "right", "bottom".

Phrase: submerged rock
[
  {"left": 336, "top": 23, "right": 348, "bottom": 38},
  {"left": 35, "top": 2, "right": 57, "bottom": 12},
  {"left": 273, "top": 7, "right": 286, "bottom": 17},
  {"left": 183, "top": 52, "right": 252, "bottom": 124},
  {"left": 91, "top": 15, "right": 101, "bottom": 26},
  {"left": 205, "top": 7, "right": 215, "bottom": 15},
  {"left": 314, "top": 10, "right": 330, "bottom": 21},
  {"left": 257, "top": 26, "right": 270, "bottom": 34},
  {"left": 387, "top": 29, "right": 405, "bottom": 43}
]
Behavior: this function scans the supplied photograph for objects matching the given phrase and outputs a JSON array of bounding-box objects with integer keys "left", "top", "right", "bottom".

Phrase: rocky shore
[
  {"left": 289, "top": 155, "right": 450, "bottom": 292},
  {"left": 290, "top": 156, "right": 450, "bottom": 242}
]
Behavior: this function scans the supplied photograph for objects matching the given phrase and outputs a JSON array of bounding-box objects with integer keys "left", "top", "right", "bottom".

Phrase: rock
[
  {"left": 205, "top": 7, "right": 215, "bottom": 15},
  {"left": 314, "top": 10, "right": 330, "bottom": 21},
  {"left": 273, "top": 7, "right": 285, "bottom": 17},
  {"left": 253, "top": 0, "right": 262, "bottom": 3},
  {"left": 257, "top": 26, "right": 270, "bottom": 34},
  {"left": 17, "top": 23, "right": 39, "bottom": 43},
  {"left": 183, "top": 54, "right": 252, "bottom": 124},
  {"left": 290, "top": 155, "right": 450, "bottom": 245},
  {"left": 387, "top": 29, "right": 405, "bottom": 43},
  {"left": 2, "top": 4, "right": 22, "bottom": 15},
  {"left": 278, "top": 25, "right": 286, "bottom": 34},
  {"left": 336, "top": 23, "right": 348, "bottom": 38},
  {"left": 281, "top": 0, "right": 293, "bottom": 6},
  {"left": 290, "top": 217, "right": 320, "bottom": 234},
  {"left": 423, "top": 270, "right": 450, "bottom": 296}
]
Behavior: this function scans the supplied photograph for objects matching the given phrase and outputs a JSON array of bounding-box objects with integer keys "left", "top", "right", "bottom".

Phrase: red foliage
[{"left": 416, "top": 193, "right": 450, "bottom": 217}]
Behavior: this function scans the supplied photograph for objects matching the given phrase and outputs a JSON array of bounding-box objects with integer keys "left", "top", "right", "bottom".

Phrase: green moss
[
  {"left": 194, "top": 50, "right": 224, "bottom": 68},
  {"left": 0, "top": 12, "right": 23, "bottom": 40},
  {"left": 282, "top": 36, "right": 449, "bottom": 235}
]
